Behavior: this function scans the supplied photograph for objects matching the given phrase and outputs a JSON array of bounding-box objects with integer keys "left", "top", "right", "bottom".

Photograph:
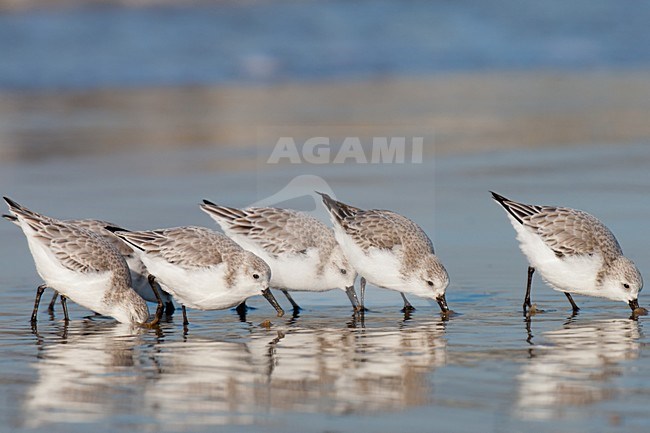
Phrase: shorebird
[
  {"left": 3, "top": 197, "right": 163, "bottom": 326},
  {"left": 318, "top": 193, "right": 450, "bottom": 313},
  {"left": 491, "top": 192, "right": 643, "bottom": 314},
  {"left": 108, "top": 226, "right": 285, "bottom": 325},
  {"left": 25, "top": 219, "right": 175, "bottom": 317},
  {"left": 200, "top": 200, "right": 360, "bottom": 312}
]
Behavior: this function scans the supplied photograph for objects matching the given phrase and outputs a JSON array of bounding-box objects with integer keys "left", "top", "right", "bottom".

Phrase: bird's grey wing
[
  {"left": 340, "top": 210, "right": 404, "bottom": 251},
  {"left": 41, "top": 223, "right": 117, "bottom": 273},
  {"left": 341, "top": 209, "right": 434, "bottom": 255},
  {"left": 381, "top": 211, "right": 435, "bottom": 252},
  {"left": 202, "top": 204, "right": 305, "bottom": 256},
  {"left": 67, "top": 219, "right": 135, "bottom": 256},
  {"left": 118, "top": 227, "right": 234, "bottom": 268},
  {"left": 236, "top": 208, "right": 329, "bottom": 256},
  {"left": 525, "top": 207, "right": 623, "bottom": 260},
  {"left": 3, "top": 198, "right": 113, "bottom": 273}
]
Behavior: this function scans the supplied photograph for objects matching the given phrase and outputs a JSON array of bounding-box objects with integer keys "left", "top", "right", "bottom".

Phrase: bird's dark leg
[
  {"left": 282, "top": 289, "right": 301, "bottom": 312},
  {"left": 524, "top": 316, "right": 534, "bottom": 345},
  {"left": 60, "top": 295, "right": 70, "bottom": 322},
  {"left": 235, "top": 301, "right": 248, "bottom": 317},
  {"left": 523, "top": 266, "right": 534, "bottom": 314},
  {"left": 31, "top": 284, "right": 47, "bottom": 323},
  {"left": 401, "top": 293, "right": 416, "bottom": 313},
  {"left": 164, "top": 301, "right": 175, "bottom": 316},
  {"left": 182, "top": 305, "right": 189, "bottom": 326},
  {"left": 565, "top": 292, "right": 580, "bottom": 313},
  {"left": 47, "top": 291, "right": 58, "bottom": 313},
  {"left": 150, "top": 279, "right": 174, "bottom": 316},
  {"left": 236, "top": 306, "right": 248, "bottom": 322},
  {"left": 147, "top": 274, "right": 164, "bottom": 326},
  {"left": 360, "top": 277, "right": 366, "bottom": 310}
]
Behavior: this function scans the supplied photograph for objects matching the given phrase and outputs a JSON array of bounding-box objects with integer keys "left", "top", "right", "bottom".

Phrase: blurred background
[{"left": 1, "top": 0, "right": 649, "bottom": 162}]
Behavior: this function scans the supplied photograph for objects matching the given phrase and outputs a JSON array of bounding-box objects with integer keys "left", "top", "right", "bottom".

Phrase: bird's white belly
[
  {"left": 513, "top": 221, "right": 602, "bottom": 294},
  {"left": 226, "top": 233, "right": 335, "bottom": 292},
  {"left": 271, "top": 252, "right": 336, "bottom": 292},
  {"left": 27, "top": 238, "right": 112, "bottom": 314},
  {"left": 335, "top": 229, "right": 404, "bottom": 292},
  {"left": 141, "top": 256, "right": 250, "bottom": 310},
  {"left": 125, "top": 256, "right": 171, "bottom": 303}
]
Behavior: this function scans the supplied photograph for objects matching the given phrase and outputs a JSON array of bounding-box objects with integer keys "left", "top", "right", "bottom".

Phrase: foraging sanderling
[
  {"left": 200, "top": 200, "right": 360, "bottom": 312},
  {"left": 108, "top": 226, "right": 285, "bottom": 325},
  {"left": 318, "top": 193, "right": 450, "bottom": 313},
  {"left": 3, "top": 197, "right": 163, "bottom": 326},
  {"left": 18, "top": 218, "right": 175, "bottom": 318},
  {"left": 491, "top": 192, "right": 643, "bottom": 314}
]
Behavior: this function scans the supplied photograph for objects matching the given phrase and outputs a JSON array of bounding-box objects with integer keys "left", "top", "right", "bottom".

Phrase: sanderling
[
  {"left": 200, "top": 200, "right": 360, "bottom": 312},
  {"left": 20, "top": 219, "right": 174, "bottom": 317},
  {"left": 3, "top": 197, "right": 163, "bottom": 326},
  {"left": 108, "top": 226, "right": 285, "bottom": 325},
  {"left": 318, "top": 193, "right": 450, "bottom": 313},
  {"left": 491, "top": 192, "right": 643, "bottom": 314}
]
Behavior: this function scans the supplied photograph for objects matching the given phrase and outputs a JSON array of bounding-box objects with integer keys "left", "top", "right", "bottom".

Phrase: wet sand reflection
[
  {"left": 24, "top": 317, "right": 448, "bottom": 427},
  {"left": 517, "top": 318, "right": 641, "bottom": 420},
  {"left": 24, "top": 321, "right": 154, "bottom": 427}
]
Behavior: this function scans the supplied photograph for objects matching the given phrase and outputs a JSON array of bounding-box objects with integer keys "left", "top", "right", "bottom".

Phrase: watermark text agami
[{"left": 267, "top": 136, "right": 424, "bottom": 164}]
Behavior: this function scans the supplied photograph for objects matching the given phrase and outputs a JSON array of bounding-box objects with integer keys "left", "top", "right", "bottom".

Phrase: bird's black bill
[
  {"left": 141, "top": 274, "right": 163, "bottom": 328},
  {"left": 262, "top": 288, "right": 285, "bottom": 317},
  {"left": 436, "top": 294, "right": 449, "bottom": 313},
  {"left": 344, "top": 285, "right": 361, "bottom": 311},
  {"left": 629, "top": 299, "right": 640, "bottom": 311}
]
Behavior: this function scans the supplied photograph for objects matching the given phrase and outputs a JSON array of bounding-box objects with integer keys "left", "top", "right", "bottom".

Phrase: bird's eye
[
  {"left": 427, "top": 281, "right": 434, "bottom": 287},
  {"left": 623, "top": 283, "right": 630, "bottom": 289},
  {"left": 340, "top": 269, "right": 347, "bottom": 275},
  {"left": 253, "top": 274, "right": 260, "bottom": 280}
]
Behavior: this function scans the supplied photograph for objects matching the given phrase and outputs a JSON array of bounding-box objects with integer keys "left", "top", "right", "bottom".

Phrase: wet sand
[
  {"left": 1, "top": 142, "right": 650, "bottom": 433},
  {"left": 1, "top": 70, "right": 649, "bottom": 162}
]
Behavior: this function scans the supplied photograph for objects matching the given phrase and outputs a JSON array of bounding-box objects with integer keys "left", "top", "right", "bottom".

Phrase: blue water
[
  {"left": 1, "top": 0, "right": 650, "bottom": 90},
  {"left": 1, "top": 143, "right": 650, "bottom": 432},
  {"left": 2, "top": 1, "right": 650, "bottom": 429}
]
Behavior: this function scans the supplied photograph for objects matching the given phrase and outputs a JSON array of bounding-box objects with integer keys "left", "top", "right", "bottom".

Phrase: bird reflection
[
  {"left": 311, "top": 321, "right": 447, "bottom": 412},
  {"left": 142, "top": 332, "right": 285, "bottom": 427},
  {"left": 145, "top": 319, "right": 447, "bottom": 423},
  {"left": 24, "top": 321, "right": 153, "bottom": 428},
  {"left": 23, "top": 318, "right": 447, "bottom": 428},
  {"left": 516, "top": 317, "right": 641, "bottom": 420}
]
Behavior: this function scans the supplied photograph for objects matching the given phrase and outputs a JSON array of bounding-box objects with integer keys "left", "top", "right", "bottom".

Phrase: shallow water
[{"left": 1, "top": 143, "right": 650, "bottom": 432}]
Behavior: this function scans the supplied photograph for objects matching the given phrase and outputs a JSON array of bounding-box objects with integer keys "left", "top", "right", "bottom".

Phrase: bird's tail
[
  {"left": 490, "top": 191, "right": 540, "bottom": 224},
  {"left": 316, "top": 192, "right": 361, "bottom": 224},
  {"left": 104, "top": 226, "right": 152, "bottom": 251},
  {"left": 2, "top": 197, "right": 51, "bottom": 230},
  {"left": 3, "top": 196, "right": 34, "bottom": 220},
  {"left": 2, "top": 213, "right": 18, "bottom": 225},
  {"left": 200, "top": 199, "right": 247, "bottom": 224}
]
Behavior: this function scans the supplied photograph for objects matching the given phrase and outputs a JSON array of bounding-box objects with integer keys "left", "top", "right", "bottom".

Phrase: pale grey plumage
[
  {"left": 494, "top": 195, "right": 623, "bottom": 261},
  {"left": 200, "top": 201, "right": 360, "bottom": 312},
  {"left": 109, "top": 225, "right": 284, "bottom": 321},
  {"left": 318, "top": 194, "right": 437, "bottom": 277},
  {"left": 491, "top": 191, "right": 643, "bottom": 313},
  {"left": 66, "top": 219, "right": 135, "bottom": 257},
  {"left": 201, "top": 204, "right": 342, "bottom": 272},
  {"left": 10, "top": 205, "right": 131, "bottom": 279},
  {"left": 113, "top": 226, "right": 243, "bottom": 269},
  {"left": 8, "top": 216, "right": 173, "bottom": 310},
  {"left": 3, "top": 197, "right": 157, "bottom": 324},
  {"left": 318, "top": 193, "right": 449, "bottom": 313}
]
